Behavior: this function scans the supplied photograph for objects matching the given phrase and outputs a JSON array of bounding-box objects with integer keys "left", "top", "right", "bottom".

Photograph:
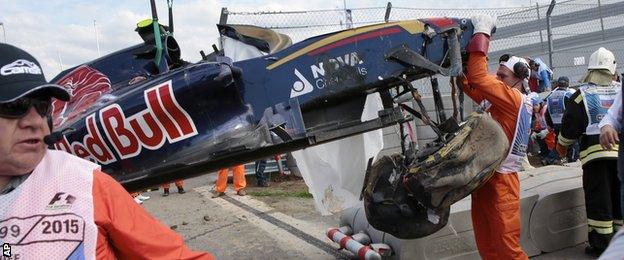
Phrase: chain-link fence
[
  {"left": 223, "top": 4, "right": 529, "bottom": 98},
  {"left": 222, "top": 0, "right": 624, "bottom": 151},
  {"left": 490, "top": 0, "right": 624, "bottom": 82},
  {"left": 224, "top": 0, "right": 624, "bottom": 82},
  {"left": 223, "top": 5, "right": 527, "bottom": 44}
]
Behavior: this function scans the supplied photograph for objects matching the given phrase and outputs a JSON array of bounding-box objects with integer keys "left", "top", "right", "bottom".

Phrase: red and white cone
[{"left": 327, "top": 227, "right": 386, "bottom": 260}]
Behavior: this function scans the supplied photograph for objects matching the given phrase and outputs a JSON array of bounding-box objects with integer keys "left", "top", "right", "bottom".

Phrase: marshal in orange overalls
[
  {"left": 216, "top": 164, "right": 246, "bottom": 193},
  {"left": 463, "top": 32, "right": 529, "bottom": 259},
  {"left": 93, "top": 171, "right": 212, "bottom": 259}
]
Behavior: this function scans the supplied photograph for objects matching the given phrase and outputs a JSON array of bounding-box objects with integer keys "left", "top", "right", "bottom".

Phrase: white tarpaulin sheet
[
  {"left": 292, "top": 93, "right": 385, "bottom": 215},
  {"left": 221, "top": 36, "right": 266, "bottom": 62}
]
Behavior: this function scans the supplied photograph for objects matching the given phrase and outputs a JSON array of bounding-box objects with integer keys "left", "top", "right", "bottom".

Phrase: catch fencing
[{"left": 223, "top": 0, "right": 624, "bottom": 152}]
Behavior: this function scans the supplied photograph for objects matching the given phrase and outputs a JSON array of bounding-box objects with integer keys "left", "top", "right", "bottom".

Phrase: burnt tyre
[{"left": 363, "top": 112, "right": 509, "bottom": 239}]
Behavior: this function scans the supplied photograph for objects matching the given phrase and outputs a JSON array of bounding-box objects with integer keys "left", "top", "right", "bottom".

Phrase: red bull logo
[
  {"left": 53, "top": 80, "right": 198, "bottom": 164},
  {"left": 52, "top": 65, "right": 113, "bottom": 128}
]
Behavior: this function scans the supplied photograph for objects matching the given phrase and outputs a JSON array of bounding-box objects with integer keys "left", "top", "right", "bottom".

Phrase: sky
[{"left": 0, "top": 0, "right": 550, "bottom": 80}]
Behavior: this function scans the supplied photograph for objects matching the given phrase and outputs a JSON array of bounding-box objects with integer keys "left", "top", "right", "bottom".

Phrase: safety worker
[
  {"left": 530, "top": 94, "right": 557, "bottom": 165},
  {"left": 598, "top": 76, "right": 623, "bottom": 218},
  {"left": 213, "top": 164, "right": 247, "bottom": 197},
  {"left": 529, "top": 57, "right": 553, "bottom": 93},
  {"left": 0, "top": 43, "right": 212, "bottom": 259},
  {"left": 161, "top": 179, "right": 185, "bottom": 196},
  {"left": 556, "top": 47, "right": 622, "bottom": 256},
  {"left": 546, "top": 76, "right": 574, "bottom": 133},
  {"left": 255, "top": 159, "right": 270, "bottom": 187},
  {"left": 546, "top": 76, "right": 579, "bottom": 161},
  {"left": 463, "top": 15, "right": 532, "bottom": 259}
]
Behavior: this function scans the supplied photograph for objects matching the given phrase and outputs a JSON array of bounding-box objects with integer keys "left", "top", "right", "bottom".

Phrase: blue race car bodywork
[{"left": 49, "top": 17, "right": 474, "bottom": 191}]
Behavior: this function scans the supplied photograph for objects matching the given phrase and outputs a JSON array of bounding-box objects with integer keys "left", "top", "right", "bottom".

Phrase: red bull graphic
[
  {"left": 52, "top": 65, "right": 113, "bottom": 128},
  {"left": 53, "top": 81, "right": 198, "bottom": 164}
]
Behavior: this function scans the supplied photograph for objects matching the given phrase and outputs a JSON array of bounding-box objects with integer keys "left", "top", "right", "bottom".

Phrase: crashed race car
[{"left": 48, "top": 0, "right": 508, "bottom": 239}]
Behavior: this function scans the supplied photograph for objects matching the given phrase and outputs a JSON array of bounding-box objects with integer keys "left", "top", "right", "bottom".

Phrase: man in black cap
[
  {"left": 0, "top": 43, "right": 213, "bottom": 259},
  {"left": 545, "top": 76, "right": 579, "bottom": 162}
]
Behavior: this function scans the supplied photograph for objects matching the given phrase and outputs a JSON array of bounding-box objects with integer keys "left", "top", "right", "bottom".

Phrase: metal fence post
[
  {"left": 536, "top": 3, "right": 545, "bottom": 52},
  {"left": 546, "top": 0, "right": 556, "bottom": 69},
  {"left": 345, "top": 9, "right": 353, "bottom": 29},
  {"left": 384, "top": 2, "right": 392, "bottom": 23},
  {"left": 598, "top": 0, "right": 606, "bottom": 41},
  {"left": 343, "top": 0, "right": 353, "bottom": 29},
  {"left": 219, "top": 7, "right": 228, "bottom": 25},
  {"left": 218, "top": 8, "right": 228, "bottom": 51},
  {"left": 0, "top": 22, "right": 6, "bottom": 43}
]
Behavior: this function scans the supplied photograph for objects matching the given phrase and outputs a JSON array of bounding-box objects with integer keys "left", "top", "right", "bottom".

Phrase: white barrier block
[
  {"left": 339, "top": 164, "right": 585, "bottom": 259},
  {"left": 525, "top": 174, "right": 586, "bottom": 253}
]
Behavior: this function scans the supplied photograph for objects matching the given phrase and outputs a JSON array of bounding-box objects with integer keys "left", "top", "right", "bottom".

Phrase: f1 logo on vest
[{"left": 46, "top": 192, "right": 76, "bottom": 211}]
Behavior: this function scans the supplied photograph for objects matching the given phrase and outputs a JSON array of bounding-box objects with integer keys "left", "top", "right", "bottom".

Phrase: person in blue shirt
[{"left": 529, "top": 58, "right": 553, "bottom": 93}]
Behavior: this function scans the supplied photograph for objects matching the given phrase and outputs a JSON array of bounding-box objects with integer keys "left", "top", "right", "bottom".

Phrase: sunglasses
[{"left": 0, "top": 96, "right": 52, "bottom": 119}]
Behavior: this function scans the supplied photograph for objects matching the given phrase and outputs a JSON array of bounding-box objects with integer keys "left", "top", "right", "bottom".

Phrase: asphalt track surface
[
  {"left": 141, "top": 174, "right": 594, "bottom": 259},
  {"left": 141, "top": 174, "right": 346, "bottom": 259}
]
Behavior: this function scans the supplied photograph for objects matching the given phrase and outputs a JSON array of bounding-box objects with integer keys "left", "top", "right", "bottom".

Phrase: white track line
[{"left": 195, "top": 186, "right": 347, "bottom": 259}]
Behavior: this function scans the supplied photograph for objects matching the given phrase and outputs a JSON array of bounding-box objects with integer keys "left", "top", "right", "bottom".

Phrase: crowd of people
[
  {"left": 526, "top": 76, "right": 580, "bottom": 166},
  {"left": 464, "top": 15, "right": 623, "bottom": 258},
  {"left": 523, "top": 46, "right": 624, "bottom": 258}
]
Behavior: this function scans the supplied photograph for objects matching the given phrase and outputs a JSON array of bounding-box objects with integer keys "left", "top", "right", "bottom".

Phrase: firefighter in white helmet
[{"left": 556, "top": 47, "right": 622, "bottom": 256}]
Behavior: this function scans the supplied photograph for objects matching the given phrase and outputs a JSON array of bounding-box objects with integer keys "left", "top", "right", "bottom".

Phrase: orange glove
[{"left": 555, "top": 143, "right": 567, "bottom": 157}]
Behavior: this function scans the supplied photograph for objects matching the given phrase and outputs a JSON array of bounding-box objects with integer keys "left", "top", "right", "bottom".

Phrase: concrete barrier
[{"left": 336, "top": 163, "right": 586, "bottom": 259}]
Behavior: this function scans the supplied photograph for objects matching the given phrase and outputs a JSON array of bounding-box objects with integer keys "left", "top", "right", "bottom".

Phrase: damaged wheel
[
  {"left": 363, "top": 154, "right": 450, "bottom": 239},
  {"left": 363, "top": 112, "right": 509, "bottom": 239}
]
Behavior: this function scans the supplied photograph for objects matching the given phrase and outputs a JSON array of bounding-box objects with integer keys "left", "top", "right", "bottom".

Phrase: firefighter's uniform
[{"left": 558, "top": 48, "right": 622, "bottom": 254}]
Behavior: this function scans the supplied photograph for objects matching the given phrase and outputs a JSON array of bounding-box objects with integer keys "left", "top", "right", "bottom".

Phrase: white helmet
[
  {"left": 588, "top": 47, "right": 617, "bottom": 75},
  {"left": 500, "top": 56, "right": 530, "bottom": 79}
]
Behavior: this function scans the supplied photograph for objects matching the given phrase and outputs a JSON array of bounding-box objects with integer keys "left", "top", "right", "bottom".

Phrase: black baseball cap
[
  {"left": 0, "top": 43, "right": 70, "bottom": 103},
  {"left": 557, "top": 76, "right": 570, "bottom": 85}
]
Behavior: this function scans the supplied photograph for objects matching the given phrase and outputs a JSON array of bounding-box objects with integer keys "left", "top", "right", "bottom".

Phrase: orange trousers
[
  {"left": 216, "top": 165, "right": 246, "bottom": 193},
  {"left": 545, "top": 131, "right": 556, "bottom": 150},
  {"left": 161, "top": 180, "right": 184, "bottom": 189},
  {"left": 471, "top": 172, "right": 528, "bottom": 260}
]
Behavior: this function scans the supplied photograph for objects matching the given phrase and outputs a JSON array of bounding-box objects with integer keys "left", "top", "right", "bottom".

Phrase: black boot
[
  {"left": 162, "top": 188, "right": 169, "bottom": 197},
  {"left": 585, "top": 245, "right": 605, "bottom": 257},
  {"left": 177, "top": 186, "right": 186, "bottom": 194},
  {"left": 585, "top": 230, "right": 612, "bottom": 256}
]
